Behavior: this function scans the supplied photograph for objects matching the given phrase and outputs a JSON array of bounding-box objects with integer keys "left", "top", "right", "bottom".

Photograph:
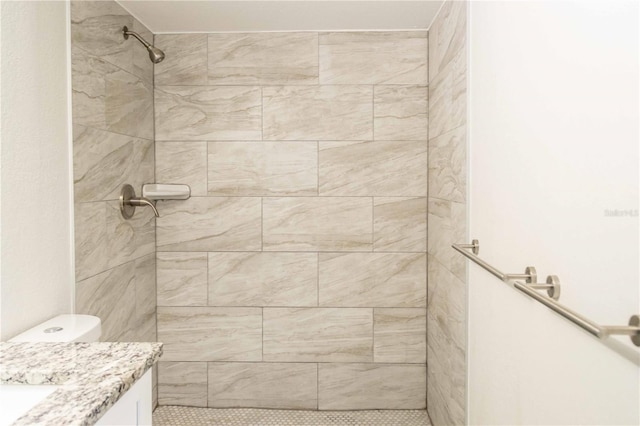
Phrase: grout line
[{"left": 74, "top": 123, "right": 154, "bottom": 143}]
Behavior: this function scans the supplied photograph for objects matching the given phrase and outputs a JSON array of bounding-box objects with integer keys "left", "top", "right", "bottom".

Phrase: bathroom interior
[{"left": 0, "top": 0, "right": 638, "bottom": 425}]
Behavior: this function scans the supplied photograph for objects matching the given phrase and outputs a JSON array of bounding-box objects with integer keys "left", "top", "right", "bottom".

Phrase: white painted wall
[
  {"left": 0, "top": 1, "right": 74, "bottom": 340},
  {"left": 468, "top": 1, "right": 639, "bottom": 424}
]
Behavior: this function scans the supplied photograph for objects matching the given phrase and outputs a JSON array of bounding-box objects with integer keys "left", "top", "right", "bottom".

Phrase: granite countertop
[{"left": 0, "top": 342, "right": 163, "bottom": 426}]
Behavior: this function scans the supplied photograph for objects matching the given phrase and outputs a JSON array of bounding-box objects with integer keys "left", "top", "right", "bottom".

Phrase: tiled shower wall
[
  {"left": 154, "top": 31, "right": 429, "bottom": 410},
  {"left": 70, "top": 1, "right": 157, "bottom": 347},
  {"left": 427, "top": 1, "right": 468, "bottom": 425}
]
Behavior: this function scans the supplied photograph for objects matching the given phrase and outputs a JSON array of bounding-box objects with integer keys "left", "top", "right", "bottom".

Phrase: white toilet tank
[{"left": 8, "top": 314, "right": 101, "bottom": 342}]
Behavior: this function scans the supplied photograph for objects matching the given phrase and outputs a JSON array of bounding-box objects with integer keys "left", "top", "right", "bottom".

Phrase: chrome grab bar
[{"left": 453, "top": 240, "right": 640, "bottom": 347}]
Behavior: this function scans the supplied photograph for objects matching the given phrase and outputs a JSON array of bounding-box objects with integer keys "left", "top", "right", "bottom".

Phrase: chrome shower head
[{"left": 122, "top": 26, "right": 165, "bottom": 64}]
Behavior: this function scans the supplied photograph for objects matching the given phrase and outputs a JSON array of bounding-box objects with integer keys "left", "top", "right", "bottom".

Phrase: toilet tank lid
[{"left": 8, "top": 314, "right": 101, "bottom": 342}]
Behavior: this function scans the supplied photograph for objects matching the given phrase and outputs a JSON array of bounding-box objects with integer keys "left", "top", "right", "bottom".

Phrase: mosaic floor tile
[{"left": 153, "top": 406, "right": 431, "bottom": 426}]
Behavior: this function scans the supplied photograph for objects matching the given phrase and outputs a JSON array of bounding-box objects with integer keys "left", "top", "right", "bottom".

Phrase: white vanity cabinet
[{"left": 96, "top": 370, "right": 152, "bottom": 426}]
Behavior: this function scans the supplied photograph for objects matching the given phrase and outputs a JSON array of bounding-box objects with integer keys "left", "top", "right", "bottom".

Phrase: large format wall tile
[
  {"left": 263, "top": 86, "right": 372, "bottom": 140},
  {"left": 318, "top": 140, "right": 427, "bottom": 196},
  {"left": 429, "top": 47, "right": 466, "bottom": 139},
  {"left": 105, "top": 200, "right": 155, "bottom": 268},
  {"left": 208, "top": 142, "right": 317, "bottom": 196},
  {"left": 70, "top": 1, "right": 152, "bottom": 83},
  {"left": 75, "top": 202, "right": 107, "bottom": 281},
  {"left": 209, "top": 33, "right": 318, "bottom": 85},
  {"left": 72, "top": 47, "right": 153, "bottom": 140},
  {"left": 208, "top": 363, "right": 318, "bottom": 409},
  {"left": 157, "top": 252, "right": 208, "bottom": 307},
  {"left": 373, "top": 308, "right": 426, "bottom": 363},
  {"left": 76, "top": 261, "right": 136, "bottom": 342},
  {"left": 208, "top": 253, "right": 317, "bottom": 307},
  {"left": 318, "top": 364, "right": 426, "bottom": 409},
  {"left": 319, "top": 32, "right": 428, "bottom": 85},
  {"left": 429, "top": 0, "right": 466, "bottom": 80},
  {"left": 158, "top": 362, "right": 208, "bottom": 407},
  {"left": 156, "top": 142, "right": 208, "bottom": 196},
  {"left": 263, "top": 197, "right": 372, "bottom": 251},
  {"left": 373, "top": 197, "right": 427, "bottom": 252},
  {"left": 427, "top": 3, "right": 468, "bottom": 423},
  {"left": 429, "top": 126, "right": 466, "bottom": 203},
  {"left": 318, "top": 253, "right": 426, "bottom": 307},
  {"left": 263, "top": 308, "right": 373, "bottom": 362},
  {"left": 157, "top": 197, "right": 261, "bottom": 251},
  {"left": 73, "top": 125, "right": 154, "bottom": 202},
  {"left": 134, "top": 254, "right": 157, "bottom": 342},
  {"left": 155, "top": 86, "right": 261, "bottom": 141},
  {"left": 428, "top": 198, "right": 466, "bottom": 281},
  {"left": 374, "top": 86, "right": 428, "bottom": 140},
  {"left": 155, "top": 34, "right": 208, "bottom": 85},
  {"left": 428, "top": 255, "right": 466, "bottom": 425},
  {"left": 157, "top": 306, "right": 262, "bottom": 361}
]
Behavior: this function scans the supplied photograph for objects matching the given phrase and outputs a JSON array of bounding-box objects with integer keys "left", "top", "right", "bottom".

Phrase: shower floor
[{"left": 153, "top": 406, "right": 431, "bottom": 426}]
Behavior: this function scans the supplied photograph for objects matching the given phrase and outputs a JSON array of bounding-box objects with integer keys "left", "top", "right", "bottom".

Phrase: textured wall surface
[
  {"left": 154, "top": 31, "right": 429, "bottom": 410},
  {"left": 70, "top": 0, "right": 157, "bottom": 348},
  {"left": 0, "top": 1, "right": 73, "bottom": 340},
  {"left": 426, "top": 1, "right": 468, "bottom": 425}
]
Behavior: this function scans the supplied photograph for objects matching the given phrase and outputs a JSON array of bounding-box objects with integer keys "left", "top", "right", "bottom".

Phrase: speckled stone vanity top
[{"left": 0, "top": 342, "right": 163, "bottom": 426}]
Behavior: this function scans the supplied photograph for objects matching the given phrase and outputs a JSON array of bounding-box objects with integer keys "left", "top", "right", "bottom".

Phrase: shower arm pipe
[
  {"left": 452, "top": 240, "right": 640, "bottom": 347},
  {"left": 123, "top": 27, "right": 151, "bottom": 48}
]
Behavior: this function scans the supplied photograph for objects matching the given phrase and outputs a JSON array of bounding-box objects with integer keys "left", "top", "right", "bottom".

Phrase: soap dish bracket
[{"left": 142, "top": 183, "right": 191, "bottom": 201}]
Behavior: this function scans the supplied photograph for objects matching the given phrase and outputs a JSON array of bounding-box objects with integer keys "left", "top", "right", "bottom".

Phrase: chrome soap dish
[{"left": 120, "top": 183, "right": 191, "bottom": 219}]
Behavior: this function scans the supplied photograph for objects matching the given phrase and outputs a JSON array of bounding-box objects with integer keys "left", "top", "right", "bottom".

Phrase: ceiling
[{"left": 117, "top": 1, "right": 445, "bottom": 33}]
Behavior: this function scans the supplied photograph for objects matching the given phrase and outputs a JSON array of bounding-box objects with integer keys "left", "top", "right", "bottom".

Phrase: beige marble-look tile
[
  {"left": 373, "top": 308, "right": 426, "bottom": 363},
  {"left": 76, "top": 260, "right": 136, "bottom": 342},
  {"left": 152, "top": 364, "right": 158, "bottom": 408},
  {"left": 208, "top": 363, "right": 318, "bottom": 409},
  {"left": 155, "top": 34, "right": 208, "bottom": 85},
  {"left": 70, "top": 1, "right": 153, "bottom": 83},
  {"left": 374, "top": 86, "right": 428, "bottom": 141},
  {"left": 73, "top": 125, "right": 154, "bottom": 202},
  {"left": 157, "top": 197, "right": 261, "bottom": 252},
  {"left": 428, "top": 198, "right": 466, "bottom": 281},
  {"left": 157, "top": 307, "right": 262, "bottom": 362},
  {"left": 263, "top": 86, "right": 372, "bottom": 141},
  {"left": 157, "top": 252, "right": 208, "bottom": 307},
  {"left": 208, "top": 142, "right": 317, "bottom": 196},
  {"left": 208, "top": 253, "right": 317, "bottom": 307},
  {"left": 429, "top": 47, "right": 466, "bottom": 139},
  {"left": 209, "top": 33, "right": 318, "bottom": 85},
  {"left": 71, "top": 46, "right": 153, "bottom": 140},
  {"left": 318, "top": 253, "right": 426, "bottom": 307},
  {"left": 158, "top": 361, "right": 208, "bottom": 407},
  {"left": 263, "top": 197, "right": 372, "bottom": 252},
  {"left": 319, "top": 32, "right": 428, "bottom": 85},
  {"left": 156, "top": 142, "right": 208, "bottom": 196},
  {"left": 429, "top": 126, "right": 466, "bottom": 203},
  {"left": 134, "top": 254, "right": 157, "bottom": 342},
  {"left": 105, "top": 200, "right": 155, "bottom": 269},
  {"left": 263, "top": 308, "right": 373, "bottom": 362},
  {"left": 429, "top": 0, "right": 467, "bottom": 80},
  {"left": 74, "top": 202, "right": 107, "bottom": 281},
  {"left": 319, "top": 141, "right": 427, "bottom": 196},
  {"left": 373, "top": 197, "right": 427, "bottom": 252},
  {"left": 428, "top": 254, "right": 466, "bottom": 353},
  {"left": 155, "top": 86, "right": 262, "bottom": 141},
  {"left": 318, "top": 364, "right": 426, "bottom": 409},
  {"left": 427, "top": 254, "right": 466, "bottom": 426}
]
